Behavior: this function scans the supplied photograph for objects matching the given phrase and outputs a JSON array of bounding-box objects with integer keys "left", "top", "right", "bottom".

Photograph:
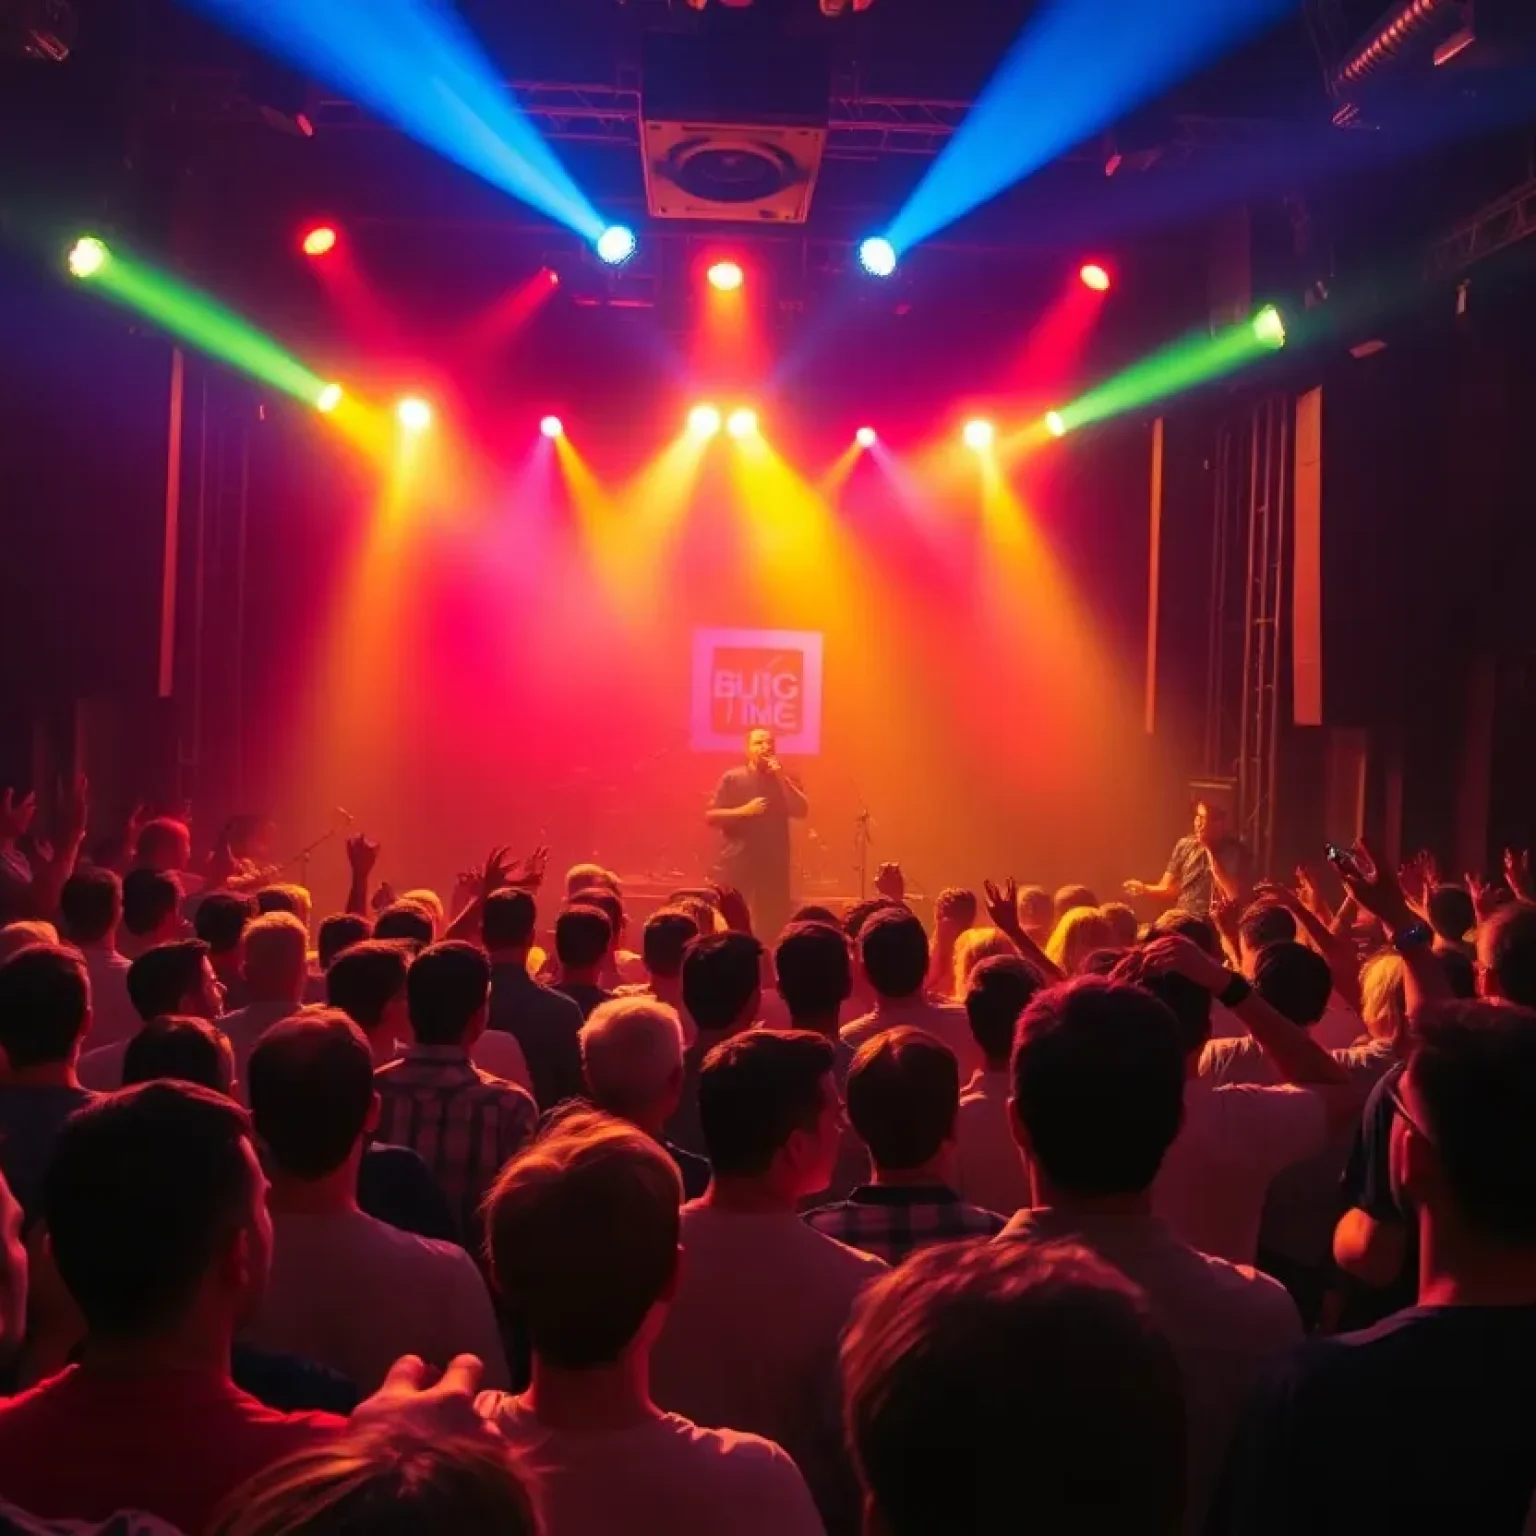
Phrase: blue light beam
[
  {"left": 187, "top": 0, "right": 606, "bottom": 241},
  {"left": 885, "top": 0, "right": 1295, "bottom": 254}
]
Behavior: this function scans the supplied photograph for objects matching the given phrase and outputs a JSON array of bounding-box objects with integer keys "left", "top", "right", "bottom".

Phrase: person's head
[
  {"left": 128, "top": 939, "right": 223, "bottom": 1023},
  {"left": 1395, "top": 1001, "right": 1536, "bottom": 1254},
  {"left": 225, "top": 815, "right": 275, "bottom": 863},
  {"left": 1192, "top": 799, "right": 1226, "bottom": 839},
  {"left": 317, "top": 914, "right": 371, "bottom": 971},
  {"left": 1053, "top": 884, "right": 1099, "bottom": 924},
  {"left": 933, "top": 888, "right": 978, "bottom": 936},
  {"left": 0, "top": 921, "right": 57, "bottom": 964},
  {"left": 1149, "top": 908, "right": 1222, "bottom": 957},
  {"left": 58, "top": 867, "right": 122, "bottom": 947},
  {"left": 373, "top": 902, "right": 435, "bottom": 951},
  {"left": 407, "top": 940, "right": 491, "bottom": 1048},
  {"left": 326, "top": 940, "right": 411, "bottom": 1043},
  {"left": 564, "top": 863, "right": 619, "bottom": 901},
  {"left": 0, "top": 945, "right": 90, "bottom": 1071},
  {"left": 669, "top": 894, "right": 720, "bottom": 936},
  {"left": 842, "top": 1239, "right": 1186, "bottom": 1536},
  {"left": 846, "top": 1028, "right": 960, "bottom": 1178},
  {"left": 208, "top": 1427, "right": 540, "bottom": 1536},
  {"left": 45, "top": 1082, "right": 269, "bottom": 1342},
  {"left": 135, "top": 817, "right": 191, "bottom": 873},
  {"left": 950, "top": 926, "right": 1020, "bottom": 1000},
  {"left": 398, "top": 890, "right": 445, "bottom": 936},
  {"left": 745, "top": 728, "right": 775, "bottom": 768},
  {"left": 257, "top": 884, "right": 313, "bottom": 931},
  {"left": 1252, "top": 941, "right": 1334, "bottom": 1027},
  {"left": 1359, "top": 949, "right": 1407, "bottom": 1043},
  {"left": 1016, "top": 885, "right": 1054, "bottom": 937},
  {"left": 680, "top": 930, "right": 763, "bottom": 1034},
  {"left": 790, "top": 903, "right": 840, "bottom": 926},
  {"left": 580, "top": 997, "right": 686, "bottom": 1130},
  {"left": 1110, "top": 947, "right": 1213, "bottom": 1061},
  {"left": 121, "top": 868, "right": 184, "bottom": 943},
  {"left": 122, "top": 1016, "right": 235, "bottom": 1095},
  {"left": 195, "top": 891, "right": 257, "bottom": 963},
  {"left": 774, "top": 921, "right": 852, "bottom": 1024},
  {"left": 1440, "top": 946, "right": 1477, "bottom": 999},
  {"left": 572, "top": 887, "right": 627, "bottom": 950},
  {"left": 242, "top": 912, "right": 310, "bottom": 1005},
  {"left": 482, "top": 889, "right": 537, "bottom": 957},
  {"left": 640, "top": 908, "right": 698, "bottom": 982},
  {"left": 843, "top": 897, "right": 899, "bottom": 941},
  {"left": 859, "top": 908, "right": 930, "bottom": 1001},
  {"left": 1427, "top": 884, "right": 1476, "bottom": 947},
  {"left": 249, "top": 1013, "right": 377, "bottom": 1182},
  {"left": 1046, "top": 908, "right": 1115, "bottom": 977},
  {"left": 698, "top": 1029, "right": 840, "bottom": 1199},
  {"left": 965, "top": 954, "right": 1049, "bottom": 1070},
  {"left": 554, "top": 904, "right": 612, "bottom": 978},
  {"left": 1012, "top": 978, "right": 1186, "bottom": 1202},
  {"left": 484, "top": 1107, "right": 681, "bottom": 1368},
  {"left": 1237, "top": 901, "right": 1297, "bottom": 974},
  {"left": 1477, "top": 901, "right": 1536, "bottom": 1008},
  {"left": 1098, "top": 902, "right": 1140, "bottom": 949}
]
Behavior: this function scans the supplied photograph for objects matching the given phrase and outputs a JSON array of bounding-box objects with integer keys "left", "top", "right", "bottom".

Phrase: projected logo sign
[{"left": 691, "top": 629, "right": 824, "bottom": 755}]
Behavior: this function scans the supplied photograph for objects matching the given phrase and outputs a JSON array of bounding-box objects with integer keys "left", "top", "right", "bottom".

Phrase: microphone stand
[
  {"left": 276, "top": 813, "right": 353, "bottom": 892},
  {"left": 854, "top": 807, "right": 875, "bottom": 899}
]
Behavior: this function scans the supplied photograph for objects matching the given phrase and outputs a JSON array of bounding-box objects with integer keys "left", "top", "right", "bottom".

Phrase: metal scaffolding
[{"left": 1427, "top": 172, "right": 1536, "bottom": 278}]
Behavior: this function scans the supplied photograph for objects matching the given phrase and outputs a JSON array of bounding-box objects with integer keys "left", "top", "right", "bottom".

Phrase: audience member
[
  {"left": 1475, "top": 898, "right": 1536, "bottom": 1006},
  {"left": 927, "top": 886, "right": 977, "bottom": 997},
  {"left": 1099, "top": 900, "right": 1141, "bottom": 949},
  {"left": 564, "top": 862, "right": 618, "bottom": 899},
  {"left": 256, "top": 884, "right": 312, "bottom": 930},
  {"left": 569, "top": 886, "right": 643, "bottom": 989},
  {"left": 650, "top": 1030, "right": 884, "bottom": 1527},
  {"left": 244, "top": 1014, "right": 507, "bottom": 1393},
  {"left": 57, "top": 868, "right": 137, "bottom": 1049},
  {"left": 317, "top": 913, "right": 370, "bottom": 972},
  {"left": 1358, "top": 948, "right": 1408, "bottom": 1043},
  {"left": 119, "top": 868, "right": 184, "bottom": 959},
  {"left": 807, "top": 1028, "right": 1004, "bottom": 1262},
  {"left": 0, "top": 922, "right": 58, "bottom": 965},
  {"left": 1425, "top": 881, "right": 1476, "bottom": 956},
  {"left": 122, "top": 1015, "right": 236, "bottom": 1094},
  {"left": 1234, "top": 902, "right": 1296, "bottom": 974},
  {"left": 580, "top": 997, "right": 709, "bottom": 1199},
  {"left": 1016, "top": 884, "right": 1054, "bottom": 943},
  {"left": 81, "top": 938, "right": 223, "bottom": 1090},
  {"left": 949, "top": 924, "right": 1021, "bottom": 1000},
  {"left": 552, "top": 904, "right": 615, "bottom": 1020},
  {"left": 1045, "top": 906, "right": 1115, "bottom": 976},
  {"left": 616, "top": 906, "right": 698, "bottom": 1016},
  {"left": 133, "top": 818, "right": 193, "bottom": 876},
  {"left": 222, "top": 913, "right": 310, "bottom": 1087},
  {"left": 397, "top": 890, "right": 445, "bottom": 935},
  {"left": 765, "top": 921, "right": 854, "bottom": 1064},
  {"left": 1053, "top": 884, "right": 1099, "bottom": 923},
  {"left": 478, "top": 1109, "right": 821, "bottom": 1534},
  {"left": 196, "top": 891, "right": 258, "bottom": 1012},
  {"left": 372, "top": 902, "right": 435, "bottom": 951},
  {"left": 326, "top": 941, "right": 412, "bottom": 1066}
]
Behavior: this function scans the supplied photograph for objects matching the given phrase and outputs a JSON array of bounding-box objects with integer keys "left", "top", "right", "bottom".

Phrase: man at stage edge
[{"left": 1125, "top": 799, "right": 1247, "bottom": 920}]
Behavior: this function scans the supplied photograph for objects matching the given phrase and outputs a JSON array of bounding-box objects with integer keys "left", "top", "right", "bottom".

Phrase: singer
[{"left": 704, "top": 727, "right": 809, "bottom": 939}]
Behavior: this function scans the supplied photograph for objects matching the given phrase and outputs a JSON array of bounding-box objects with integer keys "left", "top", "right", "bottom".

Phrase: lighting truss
[{"left": 1427, "top": 174, "right": 1536, "bottom": 279}]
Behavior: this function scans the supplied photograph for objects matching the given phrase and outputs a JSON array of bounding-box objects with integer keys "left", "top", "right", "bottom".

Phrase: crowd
[{"left": 0, "top": 779, "right": 1534, "bottom": 1534}]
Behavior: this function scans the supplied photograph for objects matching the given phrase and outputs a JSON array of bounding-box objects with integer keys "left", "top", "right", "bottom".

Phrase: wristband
[
  {"left": 1390, "top": 920, "right": 1434, "bottom": 954},
  {"left": 1218, "top": 973, "right": 1253, "bottom": 1009}
]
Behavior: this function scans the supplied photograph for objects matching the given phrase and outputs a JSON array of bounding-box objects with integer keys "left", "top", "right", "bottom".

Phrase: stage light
[
  {"left": 316, "top": 382, "right": 343, "bottom": 413},
  {"left": 963, "top": 418, "right": 995, "bottom": 451},
  {"left": 707, "top": 260, "right": 744, "bottom": 292},
  {"left": 726, "top": 408, "right": 759, "bottom": 440},
  {"left": 301, "top": 225, "right": 338, "bottom": 258},
  {"left": 396, "top": 396, "right": 433, "bottom": 432},
  {"left": 596, "top": 225, "right": 637, "bottom": 266},
  {"left": 855, "top": 426, "right": 878, "bottom": 448},
  {"left": 67, "top": 236, "right": 108, "bottom": 278},
  {"left": 689, "top": 404, "right": 722, "bottom": 438},
  {"left": 1079, "top": 262, "right": 1111, "bottom": 292},
  {"left": 1044, "top": 410, "right": 1066, "bottom": 437},
  {"left": 858, "top": 237, "right": 898, "bottom": 278},
  {"left": 1253, "top": 304, "right": 1286, "bottom": 348},
  {"left": 540, "top": 414, "right": 564, "bottom": 439}
]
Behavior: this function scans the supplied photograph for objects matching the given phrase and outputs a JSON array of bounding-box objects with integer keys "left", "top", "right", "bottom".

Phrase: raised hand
[
  {"left": 709, "top": 883, "right": 754, "bottom": 935},
  {"left": 347, "top": 833, "right": 381, "bottom": 878},
  {"left": 1466, "top": 871, "right": 1503, "bottom": 926},
  {"left": 1505, "top": 847, "right": 1533, "bottom": 903},
  {"left": 55, "top": 775, "right": 88, "bottom": 850},
  {"left": 204, "top": 824, "right": 240, "bottom": 890},
  {"left": 1211, "top": 892, "right": 1242, "bottom": 945},
  {"left": 983, "top": 876, "right": 1020, "bottom": 935},
  {"left": 1334, "top": 838, "right": 1413, "bottom": 929},
  {"left": 0, "top": 789, "right": 37, "bottom": 844},
  {"left": 875, "top": 861, "right": 906, "bottom": 902},
  {"left": 351, "top": 1353, "right": 489, "bottom": 1441},
  {"left": 1136, "top": 933, "right": 1230, "bottom": 994},
  {"left": 502, "top": 845, "right": 550, "bottom": 891}
]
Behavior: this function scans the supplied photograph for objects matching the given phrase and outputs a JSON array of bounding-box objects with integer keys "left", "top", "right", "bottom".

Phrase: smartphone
[{"left": 1325, "top": 842, "right": 1364, "bottom": 880}]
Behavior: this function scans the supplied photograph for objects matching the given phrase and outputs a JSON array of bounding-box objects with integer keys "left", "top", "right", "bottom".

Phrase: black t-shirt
[{"left": 710, "top": 764, "right": 790, "bottom": 876}]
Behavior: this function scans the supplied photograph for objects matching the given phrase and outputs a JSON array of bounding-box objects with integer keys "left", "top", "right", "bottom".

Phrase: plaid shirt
[
  {"left": 804, "top": 1184, "right": 1006, "bottom": 1265},
  {"left": 374, "top": 1045, "right": 538, "bottom": 1241}
]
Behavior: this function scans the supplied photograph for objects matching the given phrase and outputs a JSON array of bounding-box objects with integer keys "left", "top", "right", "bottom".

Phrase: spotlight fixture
[
  {"left": 1044, "top": 410, "right": 1066, "bottom": 438},
  {"left": 396, "top": 396, "right": 433, "bottom": 432},
  {"left": 540, "top": 415, "right": 564, "bottom": 439},
  {"left": 707, "top": 260, "right": 745, "bottom": 292},
  {"left": 689, "top": 404, "right": 722, "bottom": 437},
  {"left": 67, "top": 236, "right": 108, "bottom": 278},
  {"left": 301, "top": 225, "right": 338, "bottom": 258},
  {"left": 858, "top": 237, "right": 897, "bottom": 278},
  {"left": 316, "top": 383, "right": 343, "bottom": 414},
  {"left": 595, "top": 225, "right": 638, "bottom": 266},
  {"left": 1253, "top": 304, "right": 1286, "bottom": 348},
  {"left": 1079, "top": 262, "right": 1111, "bottom": 292},
  {"left": 962, "top": 418, "right": 994, "bottom": 451},
  {"left": 855, "top": 426, "right": 877, "bottom": 448},
  {"left": 726, "top": 408, "right": 759, "bottom": 440}
]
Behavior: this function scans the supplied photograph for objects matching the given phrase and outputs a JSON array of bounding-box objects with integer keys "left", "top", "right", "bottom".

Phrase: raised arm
[
  {"left": 1333, "top": 838, "right": 1451, "bottom": 1018},
  {"left": 983, "top": 877, "right": 1064, "bottom": 982},
  {"left": 1255, "top": 879, "right": 1363, "bottom": 1013}
]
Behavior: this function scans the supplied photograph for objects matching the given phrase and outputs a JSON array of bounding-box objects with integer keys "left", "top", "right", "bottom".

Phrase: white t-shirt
[
  {"left": 840, "top": 997, "right": 981, "bottom": 1079},
  {"left": 953, "top": 1068, "right": 1031, "bottom": 1218},
  {"left": 1152, "top": 1077, "right": 1326, "bottom": 1265},
  {"left": 243, "top": 1207, "right": 509, "bottom": 1394},
  {"left": 78, "top": 945, "right": 139, "bottom": 1051},
  {"left": 479, "top": 1401, "right": 825, "bottom": 1536}
]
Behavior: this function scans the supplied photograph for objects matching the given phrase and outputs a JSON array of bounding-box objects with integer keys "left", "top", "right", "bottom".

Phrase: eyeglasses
[{"left": 1384, "top": 1074, "right": 1433, "bottom": 1146}]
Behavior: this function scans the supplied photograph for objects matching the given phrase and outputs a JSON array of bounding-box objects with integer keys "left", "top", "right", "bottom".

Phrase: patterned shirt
[
  {"left": 804, "top": 1184, "right": 1005, "bottom": 1265},
  {"left": 373, "top": 1046, "right": 538, "bottom": 1242}
]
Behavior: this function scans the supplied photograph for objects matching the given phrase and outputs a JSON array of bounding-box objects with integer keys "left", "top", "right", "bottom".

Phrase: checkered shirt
[{"left": 804, "top": 1184, "right": 1006, "bottom": 1265}]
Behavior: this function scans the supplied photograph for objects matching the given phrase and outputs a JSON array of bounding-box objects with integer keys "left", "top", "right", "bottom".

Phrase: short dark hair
[
  {"left": 45, "top": 1082, "right": 255, "bottom": 1338},
  {"left": 407, "top": 941, "right": 491, "bottom": 1046},
  {"left": 1480, "top": 902, "right": 1536, "bottom": 1008},
  {"left": 842, "top": 1240, "right": 1186, "bottom": 1536},
  {"left": 1252, "top": 941, "right": 1333, "bottom": 1026},
  {"left": 698, "top": 1029, "right": 834, "bottom": 1176},
  {"left": 680, "top": 931, "right": 763, "bottom": 1032},
  {"left": 372, "top": 903, "right": 435, "bottom": 951},
  {"left": 1054, "top": 885, "right": 1099, "bottom": 922},
  {"left": 1017, "top": 886, "right": 1053, "bottom": 928},
  {"left": 790, "top": 903, "right": 840, "bottom": 925},
  {"left": 1109, "top": 948, "right": 1212, "bottom": 1058},
  {"left": 483, "top": 889, "right": 537, "bottom": 952},
  {"left": 58, "top": 867, "right": 122, "bottom": 946},
  {"left": 1239, "top": 902, "right": 1296, "bottom": 954},
  {"left": 127, "top": 940, "right": 211, "bottom": 1023},
  {"left": 256, "top": 885, "right": 307, "bottom": 920},
  {"left": 318, "top": 913, "right": 371, "bottom": 971},
  {"left": 194, "top": 891, "right": 257, "bottom": 957},
  {"left": 1427, "top": 884, "right": 1475, "bottom": 946},
  {"left": 965, "top": 954, "right": 1049, "bottom": 1066},
  {"left": 250, "top": 1013, "right": 376, "bottom": 1180},
  {"left": 846, "top": 1028, "right": 960, "bottom": 1171},
  {"left": 1410, "top": 1002, "right": 1536, "bottom": 1244},
  {"left": 1013, "top": 978, "right": 1186, "bottom": 1197},
  {"left": 0, "top": 945, "right": 90, "bottom": 1068},
  {"left": 135, "top": 818, "right": 189, "bottom": 868},
  {"left": 555, "top": 905, "right": 612, "bottom": 971},
  {"left": 641, "top": 909, "right": 698, "bottom": 980},
  {"left": 327, "top": 940, "right": 411, "bottom": 1034},
  {"left": 843, "top": 897, "right": 900, "bottom": 940},
  {"left": 1440, "top": 946, "right": 1476, "bottom": 999},
  {"left": 1098, "top": 903, "right": 1140, "bottom": 948},
  {"left": 122, "top": 868, "right": 181, "bottom": 938},
  {"left": 572, "top": 888, "right": 626, "bottom": 946},
  {"left": 1148, "top": 909, "right": 1222, "bottom": 957},
  {"left": 122, "top": 1016, "right": 235, "bottom": 1095},
  {"left": 774, "top": 922, "right": 852, "bottom": 1020},
  {"left": 860, "top": 909, "right": 929, "bottom": 999},
  {"left": 934, "top": 888, "right": 978, "bottom": 928}
]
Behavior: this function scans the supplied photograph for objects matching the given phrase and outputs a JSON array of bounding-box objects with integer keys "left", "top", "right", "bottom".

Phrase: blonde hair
[
  {"left": 0, "top": 922, "right": 60, "bottom": 964},
  {"left": 256, "top": 883, "right": 313, "bottom": 930},
  {"left": 951, "top": 926, "right": 1021, "bottom": 1000},
  {"left": 400, "top": 890, "right": 445, "bottom": 934},
  {"left": 1046, "top": 908, "right": 1116, "bottom": 976},
  {"left": 580, "top": 997, "right": 686, "bottom": 1118},
  {"left": 1359, "top": 949, "right": 1407, "bottom": 1043},
  {"left": 242, "top": 912, "right": 309, "bottom": 995}
]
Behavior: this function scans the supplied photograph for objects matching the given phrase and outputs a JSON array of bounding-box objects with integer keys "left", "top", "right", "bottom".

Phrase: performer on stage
[
  {"left": 1123, "top": 798, "right": 1247, "bottom": 919},
  {"left": 705, "top": 728, "right": 808, "bottom": 940}
]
